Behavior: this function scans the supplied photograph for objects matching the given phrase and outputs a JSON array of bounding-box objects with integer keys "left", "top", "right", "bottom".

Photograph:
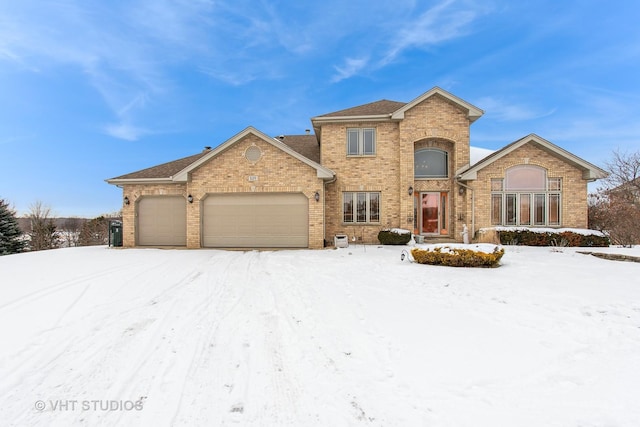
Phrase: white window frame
[
  {"left": 343, "top": 192, "right": 380, "bottom": 223},
  {"left": 491, "top": 176, "right": 562, "bottom": 226},
  {"left": 347, "top": 128, "right": 376, "bottom": 156}
]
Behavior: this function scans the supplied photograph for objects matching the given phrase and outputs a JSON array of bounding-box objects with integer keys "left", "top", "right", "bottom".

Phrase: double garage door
[
  {"left": 137, "top": 193, "right": 308, "bottom": 248},
  {"left": 202, "top": 193, "right": 308, "bottom": 248}
]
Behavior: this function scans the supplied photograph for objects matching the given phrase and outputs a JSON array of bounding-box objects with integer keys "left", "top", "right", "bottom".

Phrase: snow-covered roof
[{"left": 470, "top": 146, "right": 496, "bottom": 166}]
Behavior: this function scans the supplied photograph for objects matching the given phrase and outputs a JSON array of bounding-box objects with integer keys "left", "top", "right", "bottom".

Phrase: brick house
[{"left": 106, "top": 87, "right": 607, "bottom": 249}]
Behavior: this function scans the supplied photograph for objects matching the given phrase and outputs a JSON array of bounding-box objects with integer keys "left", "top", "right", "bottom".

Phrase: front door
[{"left": 420, "top": 192, "right": 448, "bottom": 235}]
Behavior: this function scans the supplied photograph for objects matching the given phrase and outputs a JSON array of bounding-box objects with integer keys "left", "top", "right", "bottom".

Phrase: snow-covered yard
[{"left": 1, "top": 244, "right": 639, "bottom": 426}]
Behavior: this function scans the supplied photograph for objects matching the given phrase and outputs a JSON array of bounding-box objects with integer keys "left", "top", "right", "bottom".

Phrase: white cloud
[
  {"left": 104, "top": 123, "right": 149, "bottom": 141},
  {"left": 0, "top": 1, "right": 217, "bottom": 140},
  {"left": 331, "top": 57, "right": 370, "bottom": 83},
  {"left": 476, "top": 96, "right": 557, "bottom": 121},
  {"left": 328, "top": 0, "right": 486, "bottom": 82},
  {"left": 382, "top": 0, "right": 479, "bottom": 65}
]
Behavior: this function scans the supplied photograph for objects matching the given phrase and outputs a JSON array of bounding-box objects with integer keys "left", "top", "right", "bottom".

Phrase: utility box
[
  {"left": 334, "top": 234, "right": 349, "bottom": 248},
  {"left": 109, "top": 220, "right": 123, "bottom": 247}
]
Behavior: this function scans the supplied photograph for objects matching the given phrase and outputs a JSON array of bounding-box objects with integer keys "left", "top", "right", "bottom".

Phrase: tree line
[
  {"left": 2, "top": 149, "right": 639, "bottom": 255},
  {"left": 0, "top": 199, "right": 121, "bottom": 255}
]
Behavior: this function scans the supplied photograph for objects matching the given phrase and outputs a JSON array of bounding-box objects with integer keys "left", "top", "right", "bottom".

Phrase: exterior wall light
[
  {"left": 187, "top": 194, "right": 194, "bottom": 203},
  {"left": 124, "top": 196, "right": 130, "bottom": 205},
  {"left": 314, "top": 191, "right": 320, "bottom": 202},
  {"left": 408, "top": 186, "right": 414, "bottom": 196}
]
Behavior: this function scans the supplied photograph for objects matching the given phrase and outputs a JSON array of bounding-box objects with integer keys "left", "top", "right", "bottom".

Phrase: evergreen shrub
[
  {"left": 411, "top": 246, "right": 505, "bottom": 268},
  {"left": 378, "top": 229, "right": 412, "bottom": 245},
  {"left": 496, "top": 229, "right": 609, "bottom": 247}
]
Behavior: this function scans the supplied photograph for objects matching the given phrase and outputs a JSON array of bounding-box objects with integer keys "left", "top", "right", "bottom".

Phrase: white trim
[
  {"left": 311, "top": 114, "right": 392, "bottom": 123},
  {"left": 171, "top": 126, "right": 335, "bottom": 181},
  {"left": 391, "top": 87, "right": 484, "bottom": 123},
  {"left": 105, "top": 177, "right": 174, "bottom": 185},
  {"left": 458, "top": 134, "right": 608, "bottom": 181}
]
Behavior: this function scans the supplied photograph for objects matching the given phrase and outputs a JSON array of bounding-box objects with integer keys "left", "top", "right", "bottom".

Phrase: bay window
[{"left": 491, "top": 166, "right": 561, "bottom": 226}]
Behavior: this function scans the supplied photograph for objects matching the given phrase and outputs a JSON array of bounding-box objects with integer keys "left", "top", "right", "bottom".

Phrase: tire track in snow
[
  {"left": 168, "top": 251, "right": 263, "bottom": 425},
  {"left": 1, "top": 253, "right": 226, "bottom": 427},
  {"left": 107, "top": 252, "right": 242, "bottom": 426},
  {"left": 0, "top": 256, "right": 188, "bottom": 391},
  {"left": 0, "top": 263, "right": 142, "bottom": 313}
]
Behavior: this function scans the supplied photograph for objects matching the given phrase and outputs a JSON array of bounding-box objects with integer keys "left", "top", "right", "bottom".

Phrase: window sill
[
  {"left": 347, "top": 154, "right": 377, "bottom": 158},
  {"left": 342, "top": 222, "right": 380, "bottom": 226}
]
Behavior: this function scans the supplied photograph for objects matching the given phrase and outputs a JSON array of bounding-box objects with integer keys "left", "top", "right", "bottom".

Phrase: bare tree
[
  {"left": 79, "top": 214, "right": 121, "bottom": 246},
  {"left": 589, "top": 150, "right": 640, "bottom": 247},
  {"left": 60, "top": 217, "right": 83, "bottom": 247},
  {"left": 603, "top": 150, "right": 640, "bottom": 194},
  {"left": 27, "top": 201, "right": 60, "bottom": 251}
]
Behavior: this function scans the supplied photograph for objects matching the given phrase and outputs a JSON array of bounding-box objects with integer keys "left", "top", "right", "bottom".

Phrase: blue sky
[{"left": 1, "top": 0, "right": 639, "bottom": 217}]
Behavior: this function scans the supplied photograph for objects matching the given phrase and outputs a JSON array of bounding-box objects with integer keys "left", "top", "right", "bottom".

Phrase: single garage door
[
  {"left": 137, "top": 196, "right": 187, "bottom": 246},
  {"left": 202, "top": 193, "right": 308, "bottom": 248}
]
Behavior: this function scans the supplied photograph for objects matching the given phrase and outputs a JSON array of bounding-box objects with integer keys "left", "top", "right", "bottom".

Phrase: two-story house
[{"left": 106, "top": 87, "right": 607, "bottom": 249}]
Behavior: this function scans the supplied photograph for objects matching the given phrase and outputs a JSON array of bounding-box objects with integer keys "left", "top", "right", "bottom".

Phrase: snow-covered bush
[
  {"left": 411, "top": 246, "right": 505, "bottom": 267},
  {"left": 496, "top": 229, "right": 609, "bottom": 247},
  {"left": 378, "top": 228, "right": 412, "bottom": 245}
]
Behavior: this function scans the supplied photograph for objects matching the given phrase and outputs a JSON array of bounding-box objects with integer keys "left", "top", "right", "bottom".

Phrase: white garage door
[
  {"left": 137, "top": 196, "right": 186, "bottom": 246},
  {"left": 202, "top": 193, "right": 308, "bottom": 248}
]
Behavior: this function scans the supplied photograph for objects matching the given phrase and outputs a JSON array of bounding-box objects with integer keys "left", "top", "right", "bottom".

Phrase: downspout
[
  {"left": 456, "top": 179, "right": 475, "bottom": 240},
  {"left": 323, "top": 175, "right": 337, "bottom": 247}
]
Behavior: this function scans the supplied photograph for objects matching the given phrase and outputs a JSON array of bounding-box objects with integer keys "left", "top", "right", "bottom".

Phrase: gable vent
[{"left": 245, "top": 145, "right": 262, "bottom": 162}]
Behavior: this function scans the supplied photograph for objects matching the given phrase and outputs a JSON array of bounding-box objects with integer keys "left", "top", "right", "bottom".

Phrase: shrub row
[
  {"left": 497, "top": 230, "right": 609, "bottom": 247},
  {"left": 378, "top": 229, "right": 412, "bottom": 245},
  {"left": 411, "top": 246, "right": 505, "bottom": 268}
]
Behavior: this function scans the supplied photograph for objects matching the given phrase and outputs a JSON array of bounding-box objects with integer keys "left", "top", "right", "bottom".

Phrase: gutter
[
  {"left": 456, "top": 179, "right": 475, "bottom": 239},
  {"left": 322, "top": 175, "right": 337, "bottom": 246}
]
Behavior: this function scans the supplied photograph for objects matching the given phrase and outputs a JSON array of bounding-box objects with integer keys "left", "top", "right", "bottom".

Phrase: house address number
[{"left": 248, "top": 175, "right": 258, "bottom": 182}]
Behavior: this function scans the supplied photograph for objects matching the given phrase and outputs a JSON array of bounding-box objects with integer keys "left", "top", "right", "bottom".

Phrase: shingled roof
[
  {"left": 107, "top": 134, "right": 321, "bottom": 182},
  {"left": 108, "top": 151, "right": 211, "bottom": 181},
  {"left": 277, "top": 134, "right": 320, "bottom": 163},
  {"left": 316, "top": 99, "right": 406, "bottom": 118}
]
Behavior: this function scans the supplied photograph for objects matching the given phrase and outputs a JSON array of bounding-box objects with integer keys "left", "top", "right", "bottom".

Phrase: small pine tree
[{"left": 0, "top": 198, "right": 26, "bottom": 255}]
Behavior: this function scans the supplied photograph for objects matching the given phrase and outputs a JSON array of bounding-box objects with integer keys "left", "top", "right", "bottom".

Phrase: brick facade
[
  {"left": 120, "top": 183, "right": 187, "bottom": 247},
  {"left": 110, "top": 87, "right": 604, "bottom": 248},
  {"left": 187, "top": 134, "right": 325, "bottom": 248},
  {"left": 119, "top": 134, "right": 325, "bottom": 248},
  {"left": 470, "top": 143, "right": 588, "bottom": 231},
  {"left": 320, "top": 94, "right": 473, "bottom": 243}
]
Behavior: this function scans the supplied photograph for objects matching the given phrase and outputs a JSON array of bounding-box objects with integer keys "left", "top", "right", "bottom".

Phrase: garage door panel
[
  {"left": 203, "top": 193, "right": 308, "bottom": 248},
  {"left": 137, "top": 196, "right": 186, "bottom": 246}
]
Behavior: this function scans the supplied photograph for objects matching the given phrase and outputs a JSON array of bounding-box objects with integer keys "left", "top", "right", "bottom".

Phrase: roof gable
[
  {"left": 172, "top": 127, "right": 334, "bottom": 181},
  {"left": 311, "top": 87, "right": 483, "bottom": 126},
  {"left": 391, "top": 86, "right": 484, "bottom": 123},
  {"left": 458, "top": 134, "right": 608, "bottom": 181},
  {"left": 106, "top": 128, "right": 333, "bottom": 185}
]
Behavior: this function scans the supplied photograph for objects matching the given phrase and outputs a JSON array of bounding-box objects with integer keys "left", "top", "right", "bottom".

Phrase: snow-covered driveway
[{"left": 1, "top": 245, "right": 639, "bottom": 426}]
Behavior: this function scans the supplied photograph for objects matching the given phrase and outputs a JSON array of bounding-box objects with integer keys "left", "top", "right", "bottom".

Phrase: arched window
[
  {"left": 491, "top": 165, "right": 562, "bottom": 227},
  {"left": 414, "top": 149, "right": 448, "bottom": 178},
  {"left": 505, "top": 165, "right": 546, "bottom": 190}
]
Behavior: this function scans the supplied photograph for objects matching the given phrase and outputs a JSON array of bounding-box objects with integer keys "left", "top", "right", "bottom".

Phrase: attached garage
[
  {"left": 202, "top": 193, "right": 309, "bottom": 248},
  {"left": 137, "top": 196, "right": 187, "bottom": 246}
]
